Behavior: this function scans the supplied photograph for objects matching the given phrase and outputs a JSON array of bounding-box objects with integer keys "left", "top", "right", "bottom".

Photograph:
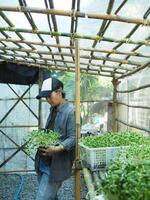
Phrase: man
[{"left": 35, "top": 77, "right": 76, "bottom": 200}]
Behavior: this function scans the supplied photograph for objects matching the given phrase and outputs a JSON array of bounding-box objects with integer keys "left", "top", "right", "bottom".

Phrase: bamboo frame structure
[
  {"left": 0, "top": 1, "right": 150, "bottom": 199},
  {"left": 0, "top": 129, "right": 34, "bottom": 162},
  {"left": 116, "top": 61, "right": 150, "bottom": 80},
  {"left": 0, "top": 46, "right": 143, "bottom": 66},
  {"left": 0, "top": 38, "right": 149, "bottom": 58},
  {"left": 116, "top": 83, "right": 150, "bottom": 93},
  {"left": 38, "top": 69, "right": 43, "bottom": 128},
  {"left": 112, "top": 77, "right": 118, "bottom": 132},
  {"left": 0, "top": 6, "right": 150, "bottom": 26},
  {"left": 82, "top": 168, "right": 96, "bottom": 200},
  {"left": 116, "top": 118, "right": 150, "bottom": 133},
  {"left": 0, "top": 3, "right": 149, "bottom": 78},
  {"left": 116, "top": 101, "right": 150, "bottom": 110},
  {"left": 0, "top": 26, "right": 149, "bottom": 46},
  {"left": 75, "top": 39, "right": 81, "bottom": 200},
  {"left": 0, "top": 84, "right": 36, "bottom": 169},
  {"left": 0, "top": 86, "right": 32, "bottom": 124}
]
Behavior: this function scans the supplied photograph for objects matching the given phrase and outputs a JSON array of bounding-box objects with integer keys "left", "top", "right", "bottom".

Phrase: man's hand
[{"left": 38, "top": 145, "right": 64, "bottom": 156}]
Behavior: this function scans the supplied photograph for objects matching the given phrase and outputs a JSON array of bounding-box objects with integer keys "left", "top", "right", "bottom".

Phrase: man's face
[{"left": 46, "top": 90, "right": 62, "bottom": 106}]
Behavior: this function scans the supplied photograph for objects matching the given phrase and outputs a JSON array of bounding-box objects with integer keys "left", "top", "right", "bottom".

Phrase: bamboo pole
[
  {"left": 0, "top": 125, "right": 38, "bottom": 128},
  {"left": 0, "top": 169, "right": 35, "bottom": 173},
  {"left": 0, "top": 11, "right": 35, "bottom": 50},
  {"left": 82, "top": 168, "right": 96, "bottom": 200},
  {"left": 1, "top": 60, "right": 113, "bottom": 77},
  {"left": 8, "top": 83, "right": 39, "bottom": 120},
  {"left": 0, "top": 86, "right": 31, "bottom": 124},
  {"left": 1, "top": 52, "right": 116, "bottom": 75},
  {"left": 0, "top": 47, "right": 144, "bottom": 66},
  {"left": 0, "top": 26, "right": 149, "bottom": 46},
  {"left": 116, "top": 118, "right": 150, "bottom": 133},
  {"left": 93, "top": 172, "right": 101, "bottom": 190},
  {"left": 0, "top": 6, "right": 150, "bottom": 26},
  {"left": 0, "top": 57, "right": 113, "bottom": 77},
  {"left": 0, "top": 129, "right": 34, "bottom": 162},
  {"left": 112, "top": 77, "right": 118, "bottom": 131},
  {"left": 38, "top": 69, "right": 42, "bottom": 129},
  {"left": 1, "top": 49, "right": 124, "bottom": 74},
  {"left": 0, "top": 144, "right": 26, "bottom": 168},
  {"left": 99, "top": 171, "right": 106, "bottom": 180},
  {"left": 75, "top": 38, "right": 81, "bottom": 200},
  {"left": 116, "top": 61, "right": 150, "bottom": 80},
  {"left": 0, "top": 97, "right": 35, "bottom": 100},
  {"left": 0, "top": 46, "right": 133, "bottom": 71},
  {"left": 127, "top": 79, "right": 129, "bottom": 131},
  {"left": 0, "top": 37, "right": 149, "bottom": 58},
  {"left": 0, "top": 98, "right": 111, "bottom": 103},
  {"left": 116, "top": 83, "right": 150, "bottom": 93},
  {"left": 116, "top": 101, "right": 150, "bottom": 109}
]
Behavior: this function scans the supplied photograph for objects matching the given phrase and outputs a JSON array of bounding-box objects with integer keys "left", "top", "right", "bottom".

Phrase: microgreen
[
  {"left": 80, "top": 132, "right": 150, "bottom": 148},
  {"left": 24, "top": 129, "right": 59, "bottom": 155},
  {"left": 101, "top": 145, "right": 150, "bottom": 200}
]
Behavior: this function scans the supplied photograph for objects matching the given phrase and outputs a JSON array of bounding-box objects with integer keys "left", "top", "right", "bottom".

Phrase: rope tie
[
  {"left": 124, "top": 38, "right": 130, "bottom": 44},
  {"left": 71, "top": 9, "right": 76, "bottom": 18},
  {"left": 112, "top": 49, "right": 116, "bottom": 54},
  {"left": 70, "top": 33, "right": 75, "bottom": 44},
  {"left": 142, "top": 19, "right": 149, "bottom": 26},
  {"left": 32, "top": 28, "right": 38, "bottom": 33},
  {"left": 9, "top": 26, "right": 15, "bottom": 31},
  {"left": 144, "top": 40, "right": 150, "bottom": 46},
  {"left": 122, "top": 59, "right": 128, "bottom": 64},
  {"left": 85, "top": 13, "right": 88, "bottom": 19},
  {"left": 98, "top": 36, "right": 103, "bottom": 42},
  {"left": 18, "top": 6, "right": 22, "bottom": 13}
]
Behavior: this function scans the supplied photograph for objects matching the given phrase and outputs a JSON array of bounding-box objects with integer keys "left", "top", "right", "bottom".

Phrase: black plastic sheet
[{"left": 0, "top": 62, "right": 50, "bottom": 85}]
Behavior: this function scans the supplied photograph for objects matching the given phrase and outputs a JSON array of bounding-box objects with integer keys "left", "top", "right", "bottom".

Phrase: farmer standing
[{"left": 35, "top": 77, "right": 76, "bottom": 200}]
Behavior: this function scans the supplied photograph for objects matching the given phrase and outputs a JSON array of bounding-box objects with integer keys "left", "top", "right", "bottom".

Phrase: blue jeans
[{"left": 36, "top": 172, "right": 62, "bottom": 200}]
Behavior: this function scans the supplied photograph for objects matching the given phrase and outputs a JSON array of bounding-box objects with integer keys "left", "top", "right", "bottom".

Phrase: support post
[
  {"left": 82, "top": 168, "right": 96, "bottom": 200},
  {"left": 38, "top": 69, "right": 42, "bottom": 129},
  {"left": 75, "top": 38, "right": 81, "bottom": 200},
  {"left": 112, "top": 77, "right": 118, "bottom": 132}
]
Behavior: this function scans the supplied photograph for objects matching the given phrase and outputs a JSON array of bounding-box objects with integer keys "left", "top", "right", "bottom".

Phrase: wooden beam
[
  {"left": 0, "top": 6, "right": 150, "bottom": 26},
  {"left": 116, "top": 61, "right": 150, "bottom": 79},
  {"left": 0, "top": 37, "right": 149, "bottom": 58},
  {"left": 0, "top": 47, "right": 144, "bottom": 66},
  {"left": 116, "top": 101, "right": 150, "bottom": 110},
  {"left": 82, "top": 168, "right": 96, "bottom": 200},
  {"left": 116, "top": 83, "right": 150, "bottom": 93},
  {"left": 112, "top": 78, "right": 118, "bottom": 131},
  {"left": 75, "top": 39, "right": 81, "bottom": 200},
  {"left": 0, "top": 57, "right": 113, "bottom": 77},
  {"left": 116, "top": 119, "right": 150, "bottom": 133},
  {"left": 0, "top": 26, "right": 149, "bottom": 46}
]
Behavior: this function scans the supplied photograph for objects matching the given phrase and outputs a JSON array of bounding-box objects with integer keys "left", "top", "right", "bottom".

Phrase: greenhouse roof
[{"left": 0, "top": 0, "right": 150, "bottom": 79}]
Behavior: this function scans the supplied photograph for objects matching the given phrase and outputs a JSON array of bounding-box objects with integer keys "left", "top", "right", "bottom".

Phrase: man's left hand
[{"left": 38, "top": 145, "right": 64, "bottom": 156}]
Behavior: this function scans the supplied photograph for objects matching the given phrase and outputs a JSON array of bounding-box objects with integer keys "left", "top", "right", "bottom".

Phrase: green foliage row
[
  {"left": 101, "top": 145, "right": 150, "bottom": 200},
  {"left": 24, "top": 129, "right": 59, "bottom": 155},
  {"left": 80, "top": 132, "right": 150, "bottom": 148}
]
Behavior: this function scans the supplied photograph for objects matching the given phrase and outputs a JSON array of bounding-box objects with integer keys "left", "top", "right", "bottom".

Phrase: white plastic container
[{"left": 80, "top": 143, "right": 128, "bottom": 170}]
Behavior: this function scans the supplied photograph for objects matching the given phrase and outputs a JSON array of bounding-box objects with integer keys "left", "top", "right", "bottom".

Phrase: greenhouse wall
[
  {"left": 116, "top": 67, "right": 150, "bottom": 134},
  {"left": 0, "top": 84, "right": 39, "bottom": 172}
]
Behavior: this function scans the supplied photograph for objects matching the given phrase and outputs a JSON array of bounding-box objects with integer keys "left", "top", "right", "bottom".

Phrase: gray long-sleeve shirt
[{"left": 35, "top": 101, "right": 76, "bottom": 181}]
